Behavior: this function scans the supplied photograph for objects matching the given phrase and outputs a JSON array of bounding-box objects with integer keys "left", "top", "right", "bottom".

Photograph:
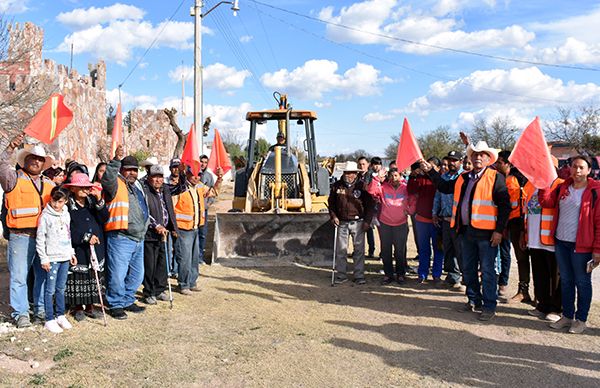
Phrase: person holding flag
[
  {"left": 0, "top": 133, "right": 55, "bottom": 328},
  {"left": 421, "top": 141, "right": 511, "bottom": 321}
]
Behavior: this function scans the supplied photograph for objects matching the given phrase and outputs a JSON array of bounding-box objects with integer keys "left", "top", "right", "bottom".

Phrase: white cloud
[
  {"left": 56, "top": 3, "right": 145, "bottom": 30},
  {"left": 407, "top": 67, "right": 600, "bottom": 114},
  {"left": 319, "top": 0, "right": 534, "bottom": 54},
  {"left": 529, "top": 7, "right": 600, "bottom": 44},
  {"left": 168, "top": 63, "right": 251, "bottom": 90},
  {"left": 261, "top": 60, "right": 392, "bottom": 100},
  {"left": 240, "top": 35, "right": 253, "bottom": 43},
  {"left": 56, "top": 20, "right": 204, "bottom": 64},
  {"left": 106, "top": 88, "right": 158, "bottom": 110},
  {"left": 526, "top": 38, "right": 600, "bottom": 65},
  {"left": 0, "top": 0, "right": 28, "bottom": 13},
  {"left": 454, "top": 107, "right": 533, "bottom": 131},
  {"left": 363, "top": 112, "right": 395, "bottom": 122}
]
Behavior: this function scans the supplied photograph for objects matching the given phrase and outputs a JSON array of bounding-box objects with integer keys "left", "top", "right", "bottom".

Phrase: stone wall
[{"left": 126, "top": 109, "right": 178, "bottom": 165}]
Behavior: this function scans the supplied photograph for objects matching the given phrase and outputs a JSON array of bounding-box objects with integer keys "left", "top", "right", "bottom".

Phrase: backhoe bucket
[{"left": 212, "top": 212, "right": 335, "bottom": 266}]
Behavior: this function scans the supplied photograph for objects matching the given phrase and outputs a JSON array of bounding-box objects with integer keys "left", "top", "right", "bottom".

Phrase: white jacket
[{"left": 36, "top": 204, "right": 75, "bottom": 265}]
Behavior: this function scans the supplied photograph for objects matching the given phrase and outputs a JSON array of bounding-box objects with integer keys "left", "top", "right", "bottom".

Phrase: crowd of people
[
  {"left": 1, "top": 133, "right": 221, "bottom": 332},
  {"left": 328, "top": 140, "right": 600, "bottom": 333},
  {"left": 1, "top": 129, "right": 599, "bottom": 336}
]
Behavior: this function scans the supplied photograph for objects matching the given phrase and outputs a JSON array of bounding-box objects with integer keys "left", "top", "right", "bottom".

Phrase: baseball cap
[
  {"left": 169, "top": 158, "right": 181, "bottom": 168},
  {"left": 121, "top": 156, "right": 139, "bottom": 169},
  {"left": 446, "top": 150, "right": 463, "bottom": 161},
  {"left": 148, "top": 165, "right": 164, "bottom": 176}
]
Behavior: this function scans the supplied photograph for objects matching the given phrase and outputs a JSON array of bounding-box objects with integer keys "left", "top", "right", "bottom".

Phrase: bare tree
[
  {"left": 0, "top": 20, "right": 56, "bottom": 149},
  {"left": 545, "top": 104, "right": 600, "bottom": 154},
  {"left": 163, "top": 108, "right": 185, "bottom": 159},
  {"left": 470, "top": 116, "right": 518, "bottom": 150}
]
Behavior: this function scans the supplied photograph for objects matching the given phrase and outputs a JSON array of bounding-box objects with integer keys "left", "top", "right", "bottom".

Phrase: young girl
[{"left": 36, "top": 187, "right": 77, "bottom": 333}]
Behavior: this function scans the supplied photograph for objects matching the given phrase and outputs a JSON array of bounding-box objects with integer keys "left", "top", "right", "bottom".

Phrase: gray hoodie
[{"left": 36, "top": 204, "right": 75, "bottom": 264}]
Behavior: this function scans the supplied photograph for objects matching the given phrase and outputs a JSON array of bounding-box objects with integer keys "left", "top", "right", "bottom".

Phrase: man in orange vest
[
  {"left": 0, "top": 133, "right": 55, "bottom": 328},
  {"left": 495, "top": 150, "right": 531, "bottom": 303},
  {"left": 421, "top": 141, "right": 511, "bottom": 321},
  {"left": 173, "top": 166, "right": 220, "bottom": 294},
  {"left": 101, "top": 146, "right": 150, "bottom": 320}
]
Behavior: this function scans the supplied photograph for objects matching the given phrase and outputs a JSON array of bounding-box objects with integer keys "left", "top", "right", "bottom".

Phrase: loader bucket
[{"left": 212, "top": 212, "right": 335, "bottom": 266}]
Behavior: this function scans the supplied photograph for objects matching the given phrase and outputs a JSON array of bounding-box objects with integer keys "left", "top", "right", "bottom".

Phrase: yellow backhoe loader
[{"left": 212, "top": 93, "right": 334, "bottom": 265}]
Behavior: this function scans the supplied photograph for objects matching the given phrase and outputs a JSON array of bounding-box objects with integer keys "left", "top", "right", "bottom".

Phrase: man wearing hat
[
  {"left": 328, "top": 161, "right": 375, "bottom": 285},
  {"left": 432, "top": 150, "right": 465, "bottom": 289},
  {"left": 421, "top": 141, "right": 510, "bottom": 321},
  {"left": 142, "top": 165, "right": 178, "bottom": 304},
  {"left": 168, "top": 158, "right": 181, "bottom": 187},
  {"left": 101, "top": 145, "right": 150, "bottom": 319},
  {"left": 0, "top": 133, "right": 54, "bottom": 328}
]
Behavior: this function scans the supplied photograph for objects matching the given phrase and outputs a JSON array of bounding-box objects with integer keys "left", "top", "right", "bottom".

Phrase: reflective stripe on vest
[
  {"left": 174, "top": 184, "right": 206, "bottom": 230},
  {"left": 5, "top": 170, "right": 54, "bottom": 229},
  {"left": 450, "top": 168, "right": 498, "bottom": 230},
  {"left": 104, "top": 178, "right": 130, "bottom": 232},
  {"left": 507, "top": 175, "right": 522, "bottom": 220},
  {"left": 523, "top": 179, "right": 563, "bottom": 246}
]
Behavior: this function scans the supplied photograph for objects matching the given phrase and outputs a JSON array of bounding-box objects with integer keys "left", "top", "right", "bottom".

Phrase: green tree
[
  {"left": 384, "top": 126, "right": 463, "bottom": 160},
  {"left": 255, "top": 138, "right": 270, "bottom": 159},
  {"left": 470, "top": 116, "right": 518, "bottom": 150}
]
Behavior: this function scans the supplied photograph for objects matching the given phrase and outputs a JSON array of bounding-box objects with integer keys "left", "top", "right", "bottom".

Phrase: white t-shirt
[
  {"left": 526, "top": 189, "right": 554, "bottom": 252},
  {"left": 556, "top": 185, "right": 585, "bottom": 243}
]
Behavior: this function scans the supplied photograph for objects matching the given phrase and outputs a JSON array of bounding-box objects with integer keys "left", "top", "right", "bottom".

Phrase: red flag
[
  {"left": 509, "top": 117, "right": 557, "bottom": 189},
  {"left": 208, "top": 128, "right": 232, "bottom": 175},
  {"left": 110, "top": 103, "right": 123, "bottom": 158},
  {"left": 24, "top": 93, "right": 73, "bottom": 144},
  {"left": 395, "top": 117, "right": 423, "bottom": 171},
  {"left": 181, "top": 123, "right": 201, "bottom": 176}
]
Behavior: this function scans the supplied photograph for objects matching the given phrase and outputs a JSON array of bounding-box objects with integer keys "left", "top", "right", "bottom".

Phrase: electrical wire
[
  {"left": 118, "top": 0, "right": 186, "bottom": 88},
  {"left": 249, "top": 0, "right": 600, "bottom": 73}
]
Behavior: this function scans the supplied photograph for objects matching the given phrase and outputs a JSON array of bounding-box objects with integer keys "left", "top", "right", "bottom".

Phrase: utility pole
[{"left": 191, "top": 0, "right": 240, "bottom": 157}]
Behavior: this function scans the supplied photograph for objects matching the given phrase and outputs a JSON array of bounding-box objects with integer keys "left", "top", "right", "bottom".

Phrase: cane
[
  {"left": 89, "top": 244, "right": 107, "bottom": 326},
  {"left": 163, "top": 235, "right": 173, "bottom": 310},
  {"left": 331, "top": 225, "right": 338, "bottom": 287}
]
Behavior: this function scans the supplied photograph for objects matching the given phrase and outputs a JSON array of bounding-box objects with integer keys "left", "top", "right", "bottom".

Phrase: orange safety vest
[
  {"left": 174, "top": 184, "right": 206, "bottom": 230},
  {"left": 5, "top": 170, "right": 54, "bottom": 229},
  {"left": 506, "top": 175, "right": 524, "bottom": 220},
  {"left": 523, "top": 178, "right": 564, "bottom": 246},
  {"left": 451, "top": 168, "right": 498, "bottom": 230},
  {"left": 104, "top": 178, "right": 130, "bottom": 232}
]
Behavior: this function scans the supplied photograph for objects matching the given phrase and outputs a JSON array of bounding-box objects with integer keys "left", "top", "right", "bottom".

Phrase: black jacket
[
  {"left": 143, "top": 181, "right": 179, "bottom": 241},
  {"left": 429, "top": 167, "right": 510, "bottom": 239}
]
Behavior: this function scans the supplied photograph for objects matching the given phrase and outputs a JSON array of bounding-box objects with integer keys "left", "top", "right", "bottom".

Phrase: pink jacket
[{"left": 367, "top": 176, "right": 415, "bottom": 226}]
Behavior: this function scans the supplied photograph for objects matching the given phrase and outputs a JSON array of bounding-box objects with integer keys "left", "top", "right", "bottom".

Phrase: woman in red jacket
[{"left": 539, "top": 156, "right": 600, "bottom": 334}]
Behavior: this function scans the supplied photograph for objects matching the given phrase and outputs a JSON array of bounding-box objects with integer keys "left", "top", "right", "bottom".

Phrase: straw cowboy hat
[
  {"left": 343, "top": 161, "right": 361, "bottom": 173},
  {"left": 466, "top": 141, "right": 498, "bottom": 165},
  {"left": 140, "top": 156, "right": 159, "bottom": 167},
  {"left": 16, "top": 145, "right": 54, "bottom": 170}
]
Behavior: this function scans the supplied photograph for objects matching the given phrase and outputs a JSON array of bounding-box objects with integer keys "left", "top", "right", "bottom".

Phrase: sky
[{"left": 2, "top": 0, "right": 600, "bottom": 157}]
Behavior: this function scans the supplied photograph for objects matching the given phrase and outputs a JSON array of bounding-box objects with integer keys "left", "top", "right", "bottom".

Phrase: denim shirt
[{"left": 433, "top": 169, "right": 462, "bottom": 218}]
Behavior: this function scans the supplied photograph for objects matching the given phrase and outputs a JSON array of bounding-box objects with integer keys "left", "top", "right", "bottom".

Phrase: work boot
[{"left": 509, "top": 285, "right": 532, "bottom": 304}]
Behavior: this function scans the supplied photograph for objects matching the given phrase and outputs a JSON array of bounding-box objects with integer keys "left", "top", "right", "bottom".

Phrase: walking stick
[
  {"left": 331, "top": 225, "right": 338, "bottom": 287},
  {"left": 89, "top": 244, "right": 107, "bottom": 326},
  {"left": 163, "top": 235, "right": 173, "bottom": 310}
]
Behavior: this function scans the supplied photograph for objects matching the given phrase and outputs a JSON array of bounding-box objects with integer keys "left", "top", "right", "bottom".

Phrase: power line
[
  {"left": 250, "top": 0, "right": 600, "bottom": 73},
  {"left": 254, "top": 5, "right": 576, "bottom": 106},
  {"left": 118, "top": 0, "right": 186, "bottom": 89}
]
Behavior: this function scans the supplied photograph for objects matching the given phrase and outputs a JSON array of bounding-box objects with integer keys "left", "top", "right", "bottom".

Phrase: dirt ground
[{"left": 1, "top": 182, "right": 599, "bottom": 387}]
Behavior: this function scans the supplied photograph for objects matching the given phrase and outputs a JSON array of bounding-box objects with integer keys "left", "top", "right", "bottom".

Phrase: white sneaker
[
  {"left": 56, "top": 315, "right": 73, "bottom": 330},
  {"left": 44, "top": 319, "right": 63, "bottom": 334},
  {"left": 549, "top": 316, "right": 573, "bottom": 330},
  {"left": 544, "top": 313, "right": 561, "bottom": 323},
  {"left": 568, "top": 320, "right": 587, "bottom": 334}
]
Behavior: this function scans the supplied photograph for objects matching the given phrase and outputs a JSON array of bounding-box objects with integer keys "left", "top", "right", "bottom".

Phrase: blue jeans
[
  {"left": 461, "top": 230, "right": 498, "bottom": 311},
  {"left": 44, "top": 261, "right": 69, "bottom": 321},
  {"left": 7, "top": 233, "right": 45, "bottom": 319},
  {"left": 176, "top": 229, "right": 200, "bottom": 289},
  {"left": 105, "top": 233, "right": 145, "bottom": 309},
  {"left": 166, "top": 234, "right": 178, "bottom": 275},
  {"left": 197, "top": 210, "right": 209, "bottom": 265},
  {"left": 554, "top": 239, "right": 593, "bottom": 322},
  {"left": 498, "top": 237, "right": 511, "bottom": 286},
  {"left": 415, "top": 221, "right": 443, "bottom": 279}
]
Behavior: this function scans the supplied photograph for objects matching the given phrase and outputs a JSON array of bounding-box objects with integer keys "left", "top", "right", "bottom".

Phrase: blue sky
[{"left": 3, "top": 0, "right": 600, "bottom": 156}]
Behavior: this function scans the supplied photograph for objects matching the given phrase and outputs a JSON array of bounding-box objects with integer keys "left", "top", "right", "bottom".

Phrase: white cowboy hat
[
  {"left": 343, "top": 161, "right": 361, "bottom": 172},
  {"left": 140, "top": 156, "right": 159, "bottom": 167},
  {"left": 16, "top": 145, "right": 54, "bottom": 170},
  {"left": 466, "top": 141, "right": 498, "bottom": 165}
]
